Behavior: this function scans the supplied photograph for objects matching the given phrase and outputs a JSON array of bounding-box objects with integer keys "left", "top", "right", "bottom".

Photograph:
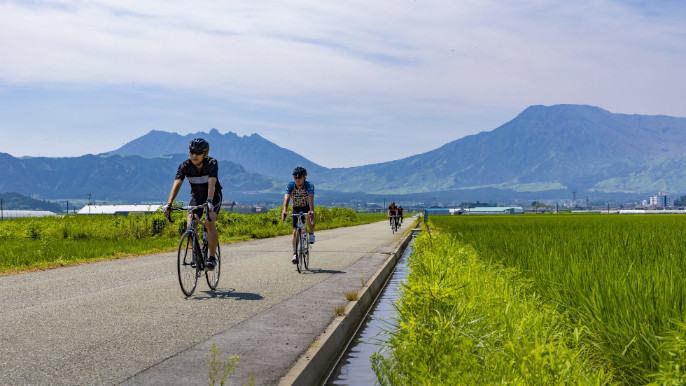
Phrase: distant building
[
  {"left": 425, "top": 207, "right": 451, "bottom": 216},
  {"left": 468, "top": 207, "right": 524, "bottom": 215},
  {"left": 77, "top": 204, "right": 162, "bottom": 215},
  {"left": 649, "top": 191, "right": 674, "bottom": 208},
  {"left": 230, "top": 205, "right": 261, "bottom": 214},
  {"left": 223, "top": 200, "right": 237, "bottom": 211},
  {"left": 0, "top": 210, "right": 57, "bottom": 219},
  {"left": 366, "top": 204, "right": 384, "bottom": 213}
]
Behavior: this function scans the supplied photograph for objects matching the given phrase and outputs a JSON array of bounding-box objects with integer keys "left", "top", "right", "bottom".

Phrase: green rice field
[{"left": 374, "top": 214, "right": 686, "bottom": 384}]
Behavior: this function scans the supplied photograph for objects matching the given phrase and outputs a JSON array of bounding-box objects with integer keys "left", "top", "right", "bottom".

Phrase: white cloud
[{"left": 1, "top": 0, "right": 685, "bottom": 165}]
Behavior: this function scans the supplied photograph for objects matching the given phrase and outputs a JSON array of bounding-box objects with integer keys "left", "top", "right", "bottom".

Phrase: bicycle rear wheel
[
  {"left": 177, "top": 232, "right": 198, "bottom": 297},
  {"left": 295, "top": 230, "right": 303, "bottom": 273},
  {"left": 302, "top": 231, "right": 309, "bottom": 270},
  {"left": 206, "top": 244, "right": 221, "bottom": 290}
]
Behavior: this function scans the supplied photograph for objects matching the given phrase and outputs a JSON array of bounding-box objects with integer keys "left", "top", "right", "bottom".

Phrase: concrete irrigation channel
[{"left": 0, "top": 218, "right": 415, "bottom": 385}]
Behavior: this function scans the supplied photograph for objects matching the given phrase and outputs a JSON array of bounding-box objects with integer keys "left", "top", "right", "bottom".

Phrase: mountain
[
  {"left": 106, "top": 129, "right": 326, "bottom": 179},
  {"left": 2, "top": 104, "right": 686, "bottom": 204},
  {"left": 317, "top": 105, "right": 686, "bottom": 197},
  {"left": 0, "top": 192, "right": 62, "bottom": 212},
  {"left": 0, "top": 153, "right": 279, "bottom": 202}
]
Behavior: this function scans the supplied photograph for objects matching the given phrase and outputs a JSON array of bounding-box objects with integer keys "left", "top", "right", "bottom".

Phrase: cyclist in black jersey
[
  {"left": 388, "top": 202, "right": 399, "bottom": 225},
  {"left": 164, "top": 138, "right": 223, "bottom": 270}
]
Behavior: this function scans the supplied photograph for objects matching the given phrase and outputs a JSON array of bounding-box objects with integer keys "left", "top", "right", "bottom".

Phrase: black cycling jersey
[{"left": 175, "top": 157, "right": 223, "bottom": 204}]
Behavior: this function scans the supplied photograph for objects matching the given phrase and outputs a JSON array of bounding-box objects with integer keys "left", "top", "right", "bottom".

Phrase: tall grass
[
  {"left": 419, "top": 214, "right": 686, "bottom": 384},
  {"left": 372, "top": 229, "right": 611, "bottom": 384},
  {"left": 0, "top": 207, "right": 386, "bottom": 273}
]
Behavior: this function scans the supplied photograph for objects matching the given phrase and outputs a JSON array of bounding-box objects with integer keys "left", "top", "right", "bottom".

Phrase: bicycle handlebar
[
  {"left": 165, "top": 203, "right": 212, "bottom": 223},
  {"left": 283, "top": 212, "right": 315, "bottom": 225}
]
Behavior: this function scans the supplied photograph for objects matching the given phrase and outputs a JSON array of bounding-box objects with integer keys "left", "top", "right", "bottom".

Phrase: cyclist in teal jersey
[{"left": 281, "top": 167, "right": 315, "bottom": 264}]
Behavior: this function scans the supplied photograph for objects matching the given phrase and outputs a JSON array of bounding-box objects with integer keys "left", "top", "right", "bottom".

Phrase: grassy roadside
[
  {"left": 0, "top": 207, "right": 387, "bottom": 275},
  {"left": 372, "top": 228, "right": 611, "bottom": 384}
]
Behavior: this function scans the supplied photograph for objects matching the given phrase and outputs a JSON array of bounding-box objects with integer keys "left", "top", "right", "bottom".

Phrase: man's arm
[
  {"left": 167, "top": 179, "right": 183, "bottom": 204},
  {"left": 281, "top": 194, "right": 291, "bottom": 220},
  {"left": 165, "top": 179, "right": 183, "bottom": 216},
  {"left": 207, "top": 177, "right": 217, "bottom": 205},
  {"left": 307, "top": 194, "right": 315, "bottom": 214}
]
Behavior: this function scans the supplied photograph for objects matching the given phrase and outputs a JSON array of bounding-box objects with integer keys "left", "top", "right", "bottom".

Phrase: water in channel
[{"left": 325, "top": 236, "right": 414, "bottom": 385}]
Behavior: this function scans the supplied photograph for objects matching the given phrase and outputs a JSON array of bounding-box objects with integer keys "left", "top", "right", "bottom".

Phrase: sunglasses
[
  {"left": 189, "top": 150, "right": 205, "bottom": 156},
  {"left": 293, "top": 174, "right": 304, "bottom": 179}
]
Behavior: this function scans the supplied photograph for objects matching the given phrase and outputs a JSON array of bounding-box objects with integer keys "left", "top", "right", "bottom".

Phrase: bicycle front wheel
[
  {"left": 295, "top": 231, "right": 303, "bottom": 273},
  {"left": 206, "top": 244, "right": 221, "bottom": 290},
  {"left": 178, "top": 232, "right": 198, "bottom": 297},
  {"left": 301, "top": 231, "right": 309, "bottom": 270}
]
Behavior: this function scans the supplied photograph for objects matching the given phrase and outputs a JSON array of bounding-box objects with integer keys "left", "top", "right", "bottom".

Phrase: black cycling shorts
[
  {"left": 291, "top": 206, "right": 310, "bottom": 228},
  {"left": 189, "top": 191, "right": 223, "bottom": 218}
]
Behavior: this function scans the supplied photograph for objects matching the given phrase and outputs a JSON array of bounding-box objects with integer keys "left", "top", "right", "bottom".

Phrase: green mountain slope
[
  {"left": 3, "top": 104, "right": 686, "bottom": 203},
  {"left": 319, "top": 105, "right": 686, "bottom": 195},
  {"left": 0, "top": 192, "right": 62, "bottom": 212},
  {"left": 0, "top": 153, "right": 279, "bottom": 202}
]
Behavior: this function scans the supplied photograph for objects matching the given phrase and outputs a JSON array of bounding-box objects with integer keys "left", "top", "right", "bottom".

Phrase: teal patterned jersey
[{"left": 284, "top": 181, "right": 314, "bottom": 208}]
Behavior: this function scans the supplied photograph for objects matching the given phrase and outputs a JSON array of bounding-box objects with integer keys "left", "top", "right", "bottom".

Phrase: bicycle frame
[
  {"left": 168, "top": 203, "right": 221, "bottom": 296},
  {"left": 389, "top": 215, "right": 399, "bottom": 233},
  {"left": 170, "top": 205, "right": 208, "bottom": 263},
  {"left": 285, "top": 212, "right": 310, "bottom": 273}
]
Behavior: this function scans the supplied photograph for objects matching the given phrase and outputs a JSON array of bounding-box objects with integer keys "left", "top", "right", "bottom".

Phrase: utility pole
[
  {"left": 88, "top": 192, "right": 92, "bottom": 215},
  {"left": 1, "top": 198, "right": 3, "bottom": 221}
]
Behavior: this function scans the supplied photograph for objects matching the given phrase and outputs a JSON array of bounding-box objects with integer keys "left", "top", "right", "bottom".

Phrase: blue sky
[{"left": 1, "top": 0, "right": 685, "bottom": 167}]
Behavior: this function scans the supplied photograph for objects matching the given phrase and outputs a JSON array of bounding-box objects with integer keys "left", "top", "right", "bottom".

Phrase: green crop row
[
  {"left": 375, "top": 214, "right": 686, "bottom": 384},
  {"left": 0, "top": 207, "right": 387, "bottom": 274}
]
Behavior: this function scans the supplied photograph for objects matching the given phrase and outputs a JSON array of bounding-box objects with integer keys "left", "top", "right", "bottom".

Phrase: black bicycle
[
  {"left": 390, "top": 215, "right": 399, "bottom": 233},
  {"left": 285, "top": 212, "right": 310, "bottom": 273},
  {"left": 168, "top": 204, "right": 221, "bottom": 296}
]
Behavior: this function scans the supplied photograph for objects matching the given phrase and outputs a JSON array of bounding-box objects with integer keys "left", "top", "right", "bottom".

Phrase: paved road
[{"left": 0, "top": 219, "right": 411, "bottom": 385}]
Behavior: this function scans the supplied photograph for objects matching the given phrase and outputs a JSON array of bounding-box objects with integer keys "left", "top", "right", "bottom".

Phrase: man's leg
[{"left": 291, "top": 228, "right": 298, "bottom": 263}]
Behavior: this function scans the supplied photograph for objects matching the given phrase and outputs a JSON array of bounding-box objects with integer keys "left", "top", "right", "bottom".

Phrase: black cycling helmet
[
  {"left": 292, "top": 166, "right": 307, "bottom": 178},
  {"left": 189, "top": 138, "right": 209, "bottom": 154}
]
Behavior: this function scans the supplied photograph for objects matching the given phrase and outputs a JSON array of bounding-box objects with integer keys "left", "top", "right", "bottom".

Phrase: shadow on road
[
  {"left": 303, "top": 268, "right": 345, "bottom": 275},
  {"left": 194, "top": 289, "right": 264, "bottom": 300}
]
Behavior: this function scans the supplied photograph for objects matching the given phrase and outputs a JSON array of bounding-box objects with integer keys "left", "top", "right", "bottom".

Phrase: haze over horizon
[{"left": 2, "top": 1, "right": 685, "bottom": 167}]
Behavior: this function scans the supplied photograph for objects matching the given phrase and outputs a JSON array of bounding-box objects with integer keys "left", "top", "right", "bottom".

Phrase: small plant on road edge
[
  {"left": 334, "top": 304, "right": 346, "bottom": 316},
  {"left": 207, "top": 343, "right": 239, "bottom": 386},
  {"left": 345, "top": 291, "right": 359, "bottom": 301}
]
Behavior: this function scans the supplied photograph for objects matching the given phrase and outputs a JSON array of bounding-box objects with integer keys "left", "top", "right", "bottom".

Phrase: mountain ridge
[
  {"left": 3, "top": 104, "right": 686, "bottom": 204},
  {"left": 106, "top": 128, "right": 326, "bottom": 179}
]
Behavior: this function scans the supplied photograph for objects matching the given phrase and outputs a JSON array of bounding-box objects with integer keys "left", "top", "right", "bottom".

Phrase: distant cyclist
[
  {"left": 281, "top": 166, "right": 315, "bottom": 264},
  {"left": 164, "top": 138, "right": 223, "bottom": 270},
  {"left": 388, "top": 202, "right": 399, "bottom": 225},
  {"left": 398, "top": 205, "right": 404, "bottom": 223}
]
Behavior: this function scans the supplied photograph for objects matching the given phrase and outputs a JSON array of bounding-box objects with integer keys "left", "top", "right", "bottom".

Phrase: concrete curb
[{"left": 278, "top": 230, "right": 414, "bottom": 385}]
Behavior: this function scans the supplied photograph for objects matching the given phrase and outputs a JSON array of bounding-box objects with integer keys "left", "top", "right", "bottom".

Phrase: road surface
[{"left": 0, "top": 219, "right": 411, "bottom": 385}]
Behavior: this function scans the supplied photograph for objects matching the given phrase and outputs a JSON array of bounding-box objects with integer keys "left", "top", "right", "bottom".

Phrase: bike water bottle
[{"left": 202, "top": 232, "right": 208, "bottom": 259}]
